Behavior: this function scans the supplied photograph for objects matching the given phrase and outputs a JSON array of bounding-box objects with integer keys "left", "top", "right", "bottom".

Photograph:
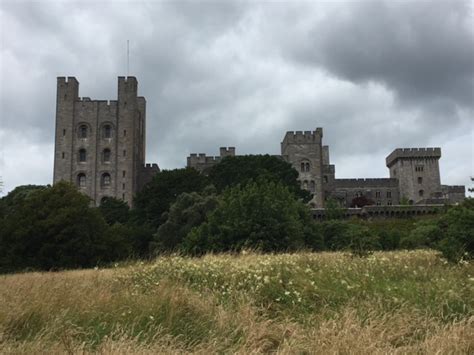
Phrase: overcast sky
[{"left": 1, "top": 0, "right": 473, "bottom": 196}]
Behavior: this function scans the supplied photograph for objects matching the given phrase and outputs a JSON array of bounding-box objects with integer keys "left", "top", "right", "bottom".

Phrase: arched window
[
  {"left": 419, "top": 189, "right": 424, "bottom": 197},
  {"left": 300, "top": 162, "right": 305, "bottom": 172},
  {"left": 103, "top": 148, "right": 111, "bottom": 163},
  {"left": 310, "top": 180, "right": 315, "bottom": 192},
  {"left": 77, "top": 173, "right": 86, "bottom": 188},
  {"left": 79, "top": 149, "right": 86, "bottom": 162},
  {"left": 79, "top": 124, "right": 88, "bottom": 138},
  {"left": 305, "top": 162, "right": 310, "bottom": 172},
  {"left": 103, "top": 124, "right": 112, "bottom": 139},
  {"left": 101, "top": 173, "right": 111, "bottom": 188}
]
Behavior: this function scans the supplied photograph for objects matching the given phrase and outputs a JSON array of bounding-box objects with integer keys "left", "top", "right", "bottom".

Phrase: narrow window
[
  {"left": 418, "top": 177, "right": 423, "bottom": 184},
  {"left": 310, "top": 180, "right": 315, "bottom": 192},
  {"left": 62, "top": 152, "right": 65, "bottom": 159},
  {"left": 324, "top": 176, "right": 328, "bottom": 184},
  {"left": 300, "top": 162, "right": 305, "bottom": 172},
  {"left": 122, "top": 193, "right": 125, "bottom": 200},
  {"left": 101, "top": 173, "right": 111, "bottom": 188},
  {"left": 103, "top": 148, "right": 111, "bottom": 163},
  {"left": 64, "top": 94, "right": 67, "bottom": 100},
  {"left": 124, "top": 130, "right": 127, "bottom": 137},
  {"left": 122, "top": 183, "right": 125, "bottom": 190},
  {"left": 375, "top": 191, "right": 381, "bottom": 198},
  {"left": 387, "top": 191, "right": 392, "bottom": 198},
  {"left": 103, "top": 124, "right": 112, "bottom": 138},
  {"left": 79, "top": 125, "right": 88, "bottom": 138},
  {"left": 77, "top": 173, "right": 86, "bottom": 188},
  {"left": 122, "top": 170, "right": 126, "bottom": 177},
  {"left": 387, "top": 200, "right": 392, "bottom": 206},
  {"left": 419, "top": 189, "right": 424, "bottom": 197},
  {"left": 123, "top": 150, "right": 126, "bottom": 157},
  {"left": 305, "top": 162, "right": 310, "bottom": 172},
  {"left": 79, "top": 149, "right": 86, "bottom": 162},
  {"left": 62, "top": 129, "right": 66, "bottom": 136}
]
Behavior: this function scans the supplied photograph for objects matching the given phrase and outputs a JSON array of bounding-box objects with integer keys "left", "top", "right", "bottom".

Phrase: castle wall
[
  {"left": 281, "top": 129, "right": 324, "bottom": 207},
  {"left": 53, "top": 77, "right": 158, "bottom": 207},
  {"left": 386, "top": 148, "right": 442, "bottom": 204},
  {"left": 187, "top": 147, "right": 235, "bottom": 173},
  {"left": 330, "top": 178, "right": 400, "bottom": 207}
]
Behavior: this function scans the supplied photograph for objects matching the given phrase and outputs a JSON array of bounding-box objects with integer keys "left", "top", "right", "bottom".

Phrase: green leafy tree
[
  {"left": 182, "top": 180, "right": 314, "bottom": 255},
  {"left": 0, "top": 182, "right": 112, "bottom": 272},
  {"left": 133, "top": 168, "right": 210, "bottom": 229},
  {"left": 325, "top": 198, "right": 345, "bottom": 220},
  {"left": 152, "top": 186, "right": 219, "bottom": 253},
  {"left": 208, "top": 155, "right": 311, "bottom": 201},
  {"left": 98, "top": 197, "right": 130, "bottom": 225}
]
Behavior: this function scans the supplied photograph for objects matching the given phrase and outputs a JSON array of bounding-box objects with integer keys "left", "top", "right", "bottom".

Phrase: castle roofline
[{"left": 386, "top": 148, "right": 441, "bottom": 168}]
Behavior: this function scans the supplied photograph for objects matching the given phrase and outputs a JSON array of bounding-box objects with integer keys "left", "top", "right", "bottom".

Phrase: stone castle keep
[{"left": 54, "top": 77, "right": 465, "bottom": 208}]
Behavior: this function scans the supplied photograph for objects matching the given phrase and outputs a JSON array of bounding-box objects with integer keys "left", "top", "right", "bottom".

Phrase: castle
[
  {"left": 53, "top": 77, "right": 158, "bottom": 206},
  {"left": 187, "top": 131, "right": 465, "bottom": 208},
  {"left": 54, "top": 77, "right": 465, "bottom": 208}
]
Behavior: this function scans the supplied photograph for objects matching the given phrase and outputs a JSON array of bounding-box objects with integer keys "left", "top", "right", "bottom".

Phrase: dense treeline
[{"left": 0, "top": 155, "right": 472, "bottom": 272}]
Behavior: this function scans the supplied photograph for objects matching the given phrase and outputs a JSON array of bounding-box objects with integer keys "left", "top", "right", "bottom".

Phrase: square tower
[
  {"left": 281, "top": 128, "right": 324, "bottom": 207},
  {"left": 386, "top": 148, "right": 442, "bottom": 204},
  {"left": 53, "top": 77, "right": 157, "bottom": 206}
]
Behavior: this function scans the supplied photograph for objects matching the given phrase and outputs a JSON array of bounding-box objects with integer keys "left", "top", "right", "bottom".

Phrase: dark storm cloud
[{"left": 0, "top": 0, "right": 472, "bottom": 195}]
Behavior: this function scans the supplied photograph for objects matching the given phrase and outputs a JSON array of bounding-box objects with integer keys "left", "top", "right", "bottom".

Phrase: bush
[
  {"left": 182, "top": 180, "right": 313, "bottom": 255},
  {"left": 152, "top": 186, "right": 219, "bottom": 253}
]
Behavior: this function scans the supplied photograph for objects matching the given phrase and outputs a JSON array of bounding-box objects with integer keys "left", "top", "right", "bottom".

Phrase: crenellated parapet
[
  {"left": 281, "top": 128, "right": 323, "bottom": 146},
  {"left": 334, "top": 178, "right": 399, "bottom": 188},
  {"left": 386, "top": 148, "right": 441, "bottom": 167}
]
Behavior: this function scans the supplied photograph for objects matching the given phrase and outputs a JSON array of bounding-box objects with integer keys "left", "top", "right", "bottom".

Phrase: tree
[
  {"left": 182, "top": 180, "right": 313, "bottom": 255},
  {"left": 98, "top": 196, "right": 130, "bottom": 225},
  {"left": 133, "top": 168, "right": 210, "bottom": 229},
  {"left": 208, "top": 155, "right": 311, "bottom": 201},
  {"left": 0, "top": 182, "right": 110, "bottom": 271},
  {"left": 151, "top": 186, "right": 219, "bottom": 253}
]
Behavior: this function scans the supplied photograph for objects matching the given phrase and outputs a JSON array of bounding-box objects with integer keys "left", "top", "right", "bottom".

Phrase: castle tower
[
  {"left": 281, "top": 128, "right": 324, "bottom": 207},
  {"left": 386, "top": 148, "right": 442, "bottom": 204},
  {"left": 53, "top": 76, "right": 158, "bottom": 206}
]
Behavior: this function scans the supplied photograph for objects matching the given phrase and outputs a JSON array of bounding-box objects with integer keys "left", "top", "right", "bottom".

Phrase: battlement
[
  {"left": 188, "top": 153, "right": 222, "bottom": 164},
  {"left": 442, "top": 185, "right": 466, "bottom": 193},
  {"left": 281, "top": 127, "right": 323, "bottom": 145},
  {"left": 334, "top": 178, "right": 398, "bottom": 188},
  {"left": 219, "top": 147, "right": 236, "bottom": 157},
  {"left": 386, "top": 148, "right": 441, "bottom": 167},
  {"left": 57, "top": 76, "right": 79, "bottom": 84}
]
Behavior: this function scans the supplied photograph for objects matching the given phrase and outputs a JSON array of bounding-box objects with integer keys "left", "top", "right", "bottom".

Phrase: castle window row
[
  {"left": 77, "top": 148, "right": 113, "bottom": 163},
  {"left": 300, "top": 162, "right": 310, "bottom": 172},
  {"left": 76, "top": 173, "right": 112, "bottom": 188},
  {"left": 415, "top": 165, "right": 424, "bottom": 172},
  {"left": 76, "top": 123, "right": 115, "bottom": 139}
]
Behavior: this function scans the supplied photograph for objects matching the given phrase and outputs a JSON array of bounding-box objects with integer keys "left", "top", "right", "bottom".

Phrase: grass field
[{"left": 1, "top": 250, "right": 473, "bottom": 354}]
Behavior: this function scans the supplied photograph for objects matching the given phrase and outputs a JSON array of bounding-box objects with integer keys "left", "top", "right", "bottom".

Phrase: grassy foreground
[{"left": 0, "top": 251, "right": 473, "bottom": 354}]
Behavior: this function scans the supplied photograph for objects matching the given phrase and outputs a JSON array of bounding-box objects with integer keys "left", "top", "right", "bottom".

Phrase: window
[
  {"left": 356, "top": 191, "right": 363, "bottom": 197},
  {"left": 101, "top": 173, "right": 111, "bottom": 188},
  {"left": 62, "top": 152, "right": 65, "bottom": 159},
  {"left": 310, "top": 180, "right": 315, "bottom": 193},
  {"left": 387, "top": 191, "right": 392, "bottom": 198},
  {"left": 103, "top": 124, "right": 112, "bottom": 138},
  {"left": 418, "top": 177, "right": 423, "bottom": 184},
  {"left": 77, "top": 173, "right": 86, "bottom": 188},
  {"left": 419, "top": 189, "right": 424, "bottom": 197},
  {"left": 415, "top": 165, "right": 424, "bottom": 172},
  {"left": 100, "top": 197, "right": 109, "bottom": 205},
  {"left": 387, "top": 200, "right": 392, "bottom": 206},
  {"left": 376, "top": 201, "right": 381, "bottom": 206},
  {"left": 103, "top": 148, "right": 111, "bottom": 163},
  {"left": 122, "top": 193, "right": 125, "bottom": 200},
  {"left": 123, "top": 150, "right": 126, "bottom": 157},
  {"left": 375, "top": 191, "right": 381, "bottom": 198},
  {"left": 300, "top": 162, "right": 305, "bottom": 172},
  {"left": 79, "top": 149, "right": 86, "bottom": 162},
  {"left": 122, "top": 183, "right": 125, "bottom": 190},
  {"left": 324, "top": 176, "right": 328, "bottom": 184},
  {"left": 305, "top": 162, "right": 310, "bottom": 172},
  {"left": 79, "top": 125, "right": 88, "bottom": 138},
  {"left": 122, "top": 170, "right": 126, "bottom": 177},
  {"left": 124, "top": 130, "right": 127, "bottom": 137},
  {"left": 62, "top": 129, "right": 66, "bottom": 136}
]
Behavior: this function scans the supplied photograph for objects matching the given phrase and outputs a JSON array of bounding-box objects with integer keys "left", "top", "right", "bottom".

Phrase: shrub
[{"left": 182, "top": 180, "right": 313, "bottom": 255}]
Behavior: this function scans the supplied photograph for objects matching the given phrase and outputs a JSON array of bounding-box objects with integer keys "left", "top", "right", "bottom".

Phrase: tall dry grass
[{"left": 0, "top": 251, "right": 473, "bottom": 354}]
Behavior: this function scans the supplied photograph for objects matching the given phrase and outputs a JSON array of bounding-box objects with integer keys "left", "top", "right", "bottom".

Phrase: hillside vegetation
[{"left": 1, "top": 250, "right": 473, "bottom": 353}]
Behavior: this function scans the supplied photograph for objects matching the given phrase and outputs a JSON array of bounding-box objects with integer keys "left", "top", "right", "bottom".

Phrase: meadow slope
[{"left": 0, "top": 250, "right": 473, "bottom": 354}]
